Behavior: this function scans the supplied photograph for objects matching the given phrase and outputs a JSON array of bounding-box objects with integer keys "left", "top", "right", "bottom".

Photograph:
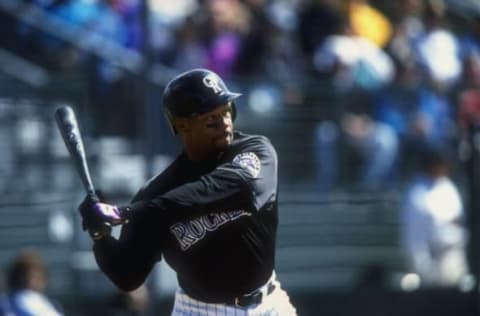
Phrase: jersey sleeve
[
  {"left": 91, "top": 162, "right": 182, "bottom": 292},
  {"left": 148, "top": 136, "right": 278, "bottom": 218},
  {"left": 92, "top": 205, "right": 164, "bottom": 292}
]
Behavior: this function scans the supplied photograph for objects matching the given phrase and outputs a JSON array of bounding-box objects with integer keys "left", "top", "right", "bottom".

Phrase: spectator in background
[
  {"left": 411, "top": 0, "right": 461, "bottom": 88},
  {"left": 201, "top": 0, "right": 250, "bottom": 79},
  {"left": 47, "top": 0, "right": 138, "bottom": 137},
  {"left": 232, "top": 0, "right": 273, "bottom": 77},
  {"left": 112, "top": 0, "right": 143, "bottom": 51},
  {"left": 163, "top": 15, "right": 207, "bottom": 72},
  {"left": 313, "top": 15, "right": 395, "bottom": 92},
  {"left": 400, "top": 149, "right": 469, "bottom": 288},
  {"left": 149, "top": 0, "right": 199, "bottom": 67},
  {"left": 233, "top": 0, "right": 304, "bottom": 110},
  {"left": 46, "top": 0, "right": 127, "bottom": 71},
  {"left": 373, "top": 60, "right": 456, "bottom": 171},
  {"left": 314, "top": 93, "right": 399, "bottom": 191},
  {"left": 459, "top": 13, "right": 480, "bottom": 60},
  {"left": 233, "top": 0, "right": 289, "bottom": 78},
  {"left": 0, "top": 249, "right": 64, "bottom": 316},
  {"left": 387, "top": 0, "right": 425, "bottom": 68},
  {"left": 456, "top": 12, "right": 480, "bottom": 139},
  {"left": 455, "top": 53, "right": 480, "bottom": 165},
  {"left": 342, "top": 0, "right": 393, "bottom": 48},
  {"left": 312, "top": 12, "right": 398, "bottom": 192},
  {"left": 297, "top": 0, "right": 344, "bottom": 66},
  {"left": 51, "top": 0, "right": 127, "bottom": 44},
  {"left": 457, "top": 54, "right": 480, "bottom": 132},
  {"left": 460, "top": 55, "right": 480, "bottom": 114}
]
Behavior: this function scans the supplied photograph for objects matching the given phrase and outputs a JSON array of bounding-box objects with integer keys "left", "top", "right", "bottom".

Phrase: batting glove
[{"left": 78, "top": 194, "right": 127, "bottom": 240}]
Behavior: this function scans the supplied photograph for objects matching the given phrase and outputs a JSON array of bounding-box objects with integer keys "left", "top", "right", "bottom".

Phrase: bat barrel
[{"left": 54, "top": 106, "right": 95, "bottom": 196}]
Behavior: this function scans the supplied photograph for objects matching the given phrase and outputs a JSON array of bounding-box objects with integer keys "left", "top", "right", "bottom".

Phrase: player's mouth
[{"left": 214, "top": 130, "right": 232, "bottom": 145}]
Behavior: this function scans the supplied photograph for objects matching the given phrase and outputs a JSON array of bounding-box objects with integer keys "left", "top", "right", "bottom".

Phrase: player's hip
[{"left": 170, "top": 272, "right": 296, "bottom": 316}]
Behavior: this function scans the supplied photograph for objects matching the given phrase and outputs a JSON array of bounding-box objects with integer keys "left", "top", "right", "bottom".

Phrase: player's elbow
[
  {"left": 104, "top": 264, "right": 150, "bottom": 292},
  {"left": 93, "top": 246, "right": 149, "bottom": 293},
  {"left": 113, "top": 278, "right": 145, "bottom": 292},
  {"left": 98, "top": 266, "right": 148, "bottom": 292}
]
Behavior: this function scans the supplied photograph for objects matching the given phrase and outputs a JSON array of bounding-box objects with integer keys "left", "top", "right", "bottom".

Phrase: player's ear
[{"left": 173, "top": 118, "right": 190, "bottom": 134}]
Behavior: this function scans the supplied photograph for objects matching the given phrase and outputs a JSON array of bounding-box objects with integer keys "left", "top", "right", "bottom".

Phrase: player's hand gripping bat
[{"left": 54, "top": 106, "right": 111, "bottom": 239}]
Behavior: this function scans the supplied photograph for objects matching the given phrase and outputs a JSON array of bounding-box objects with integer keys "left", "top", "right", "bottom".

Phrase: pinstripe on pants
[{"left": 171, "top": 278, "right": 297, "bottom": 316}]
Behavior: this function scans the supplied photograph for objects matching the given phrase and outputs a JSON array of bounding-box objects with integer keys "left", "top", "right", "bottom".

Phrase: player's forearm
[
  {"left": 154, "top": 173, "right": 253, "bottom": 215},
  {"left": 122, "top": 171, "right": 253, "bottom": 221}
]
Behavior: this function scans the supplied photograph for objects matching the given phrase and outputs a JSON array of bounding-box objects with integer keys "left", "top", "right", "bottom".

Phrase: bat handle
[
  {"left": 83, "top": 190, "right": 112, "bottom": 240},
  {"left": 90, "top": 226, "right": 112, "bottom": 240},
  {"left": 86, "top": 188, "right": 96, "bottom": 198},
  {"left": 81, "top": 163, "right": 95, "bottom": 197}
]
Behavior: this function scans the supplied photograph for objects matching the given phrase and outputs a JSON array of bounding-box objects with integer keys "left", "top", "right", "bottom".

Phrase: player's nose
[
  {"left": 207, "top": 113, "right": 231, "bottom": 129},
  {"left": 220, "top": 114, "right": 231, "bottom": 127}
]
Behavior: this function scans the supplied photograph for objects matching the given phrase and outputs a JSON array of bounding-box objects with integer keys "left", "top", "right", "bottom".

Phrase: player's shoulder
[
  {"left": 228, "top": 131, "right": 277, "bottom": 163},
  {"left": 232, "top": 130, "right": 274, "bottom": 150},
  {"left": 132, "top": 155, "right": 186, "bottom": 202}
]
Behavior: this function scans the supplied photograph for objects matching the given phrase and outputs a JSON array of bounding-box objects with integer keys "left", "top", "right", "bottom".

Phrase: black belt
[{"left": 226, "top": 281, "right": 276, "bottom": 307}]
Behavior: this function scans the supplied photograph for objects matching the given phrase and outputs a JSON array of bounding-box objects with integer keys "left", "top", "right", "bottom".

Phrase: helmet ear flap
[
  {"left": 163, "top": 108, "right": 178, "bottom": 135},
  {"left": 231, "top": 102, "right": 237, "bottom": 121}
]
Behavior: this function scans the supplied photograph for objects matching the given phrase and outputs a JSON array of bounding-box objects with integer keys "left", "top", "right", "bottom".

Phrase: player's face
[{"left": 176, "top": 103, "right": 234, "bottom": 157}]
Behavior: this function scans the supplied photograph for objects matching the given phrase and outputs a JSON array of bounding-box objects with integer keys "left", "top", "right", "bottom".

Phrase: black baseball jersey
[{"left": 93, "top": 131, "right": 279, "bottom": 302}]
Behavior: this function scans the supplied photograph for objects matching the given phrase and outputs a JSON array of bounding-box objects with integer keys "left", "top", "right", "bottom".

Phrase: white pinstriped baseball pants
[{"left": 171, "top": 274, "right": 297, "bottom": 316}]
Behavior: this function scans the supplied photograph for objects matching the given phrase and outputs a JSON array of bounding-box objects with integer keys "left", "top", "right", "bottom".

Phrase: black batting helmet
[{"left": 162, "top": 68, "right": 242, "bottom": 134}]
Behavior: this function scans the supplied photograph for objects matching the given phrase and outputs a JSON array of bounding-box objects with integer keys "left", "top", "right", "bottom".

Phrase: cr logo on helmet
[{"left": 203, "top": 74, "right": 225, "bottom": 95}]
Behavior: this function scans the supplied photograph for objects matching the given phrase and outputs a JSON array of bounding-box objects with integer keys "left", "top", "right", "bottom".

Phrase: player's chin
[{"left": 213, "top": 132, "right": 233, "bottom": 148}]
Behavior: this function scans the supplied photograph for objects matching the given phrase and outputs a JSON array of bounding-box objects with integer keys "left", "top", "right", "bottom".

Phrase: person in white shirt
[{"left": 400, "top": 149, "right": 469, "bottom": 287}]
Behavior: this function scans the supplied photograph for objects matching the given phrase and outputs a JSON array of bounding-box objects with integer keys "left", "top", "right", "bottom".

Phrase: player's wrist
[
  {"left": 91, "top": 229, "right": 108, "bottom": 241},
  {"left": 118, "top": 200, "right": 157, "bottom": 222},
  {"left": 88, "top": 201, "right": 152, "bottom": 241}
]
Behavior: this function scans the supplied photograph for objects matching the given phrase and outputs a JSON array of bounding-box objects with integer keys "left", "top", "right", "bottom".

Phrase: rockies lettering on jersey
[{"left": 170, "top": 210, "right": 251, "bottom": 251}]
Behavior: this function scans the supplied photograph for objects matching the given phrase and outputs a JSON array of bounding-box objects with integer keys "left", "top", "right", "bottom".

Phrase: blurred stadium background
[{"left": 1, "top": 0, "right": 480, "bottom": 315}]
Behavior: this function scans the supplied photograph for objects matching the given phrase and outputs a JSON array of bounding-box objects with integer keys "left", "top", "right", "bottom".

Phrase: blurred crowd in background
[
  {"left": 0, "top": 0, "right": 480, "bottom": 314},
  {"left": 2, "top": 0, "right": 480, "bottom": 190}
]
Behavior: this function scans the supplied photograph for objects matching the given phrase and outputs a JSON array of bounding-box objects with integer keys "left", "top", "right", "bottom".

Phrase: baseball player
[{"left": 78, "top": 68, "right": 297, "bottom": 315}]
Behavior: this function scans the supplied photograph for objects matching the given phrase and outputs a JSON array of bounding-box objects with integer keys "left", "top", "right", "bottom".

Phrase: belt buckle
[
  {"left": 234, "top": 292, "right": 262, "bottom": 307},
  {"left": 235, "top": 296, "right": 252, "bottom": 307},
  {"left": 233, "top": 280, "right": 274, "bottom": 307}
]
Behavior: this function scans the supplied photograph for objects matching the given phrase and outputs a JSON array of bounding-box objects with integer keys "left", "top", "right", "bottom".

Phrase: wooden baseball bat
[
  {"left": 54, "top": 105, "right": 96, "bottom": 196},
  {"left": 54, "top": 106, "right": 109, "bottom": 239}
]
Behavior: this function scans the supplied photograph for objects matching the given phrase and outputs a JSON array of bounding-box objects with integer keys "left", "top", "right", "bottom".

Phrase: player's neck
[{"left": 184, "top": 145, "right": 219, "bottom": 161}]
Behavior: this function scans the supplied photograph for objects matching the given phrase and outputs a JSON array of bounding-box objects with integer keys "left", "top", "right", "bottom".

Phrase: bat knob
[{"left": 89, "top": 223, "right": 113, "bottom": 240}]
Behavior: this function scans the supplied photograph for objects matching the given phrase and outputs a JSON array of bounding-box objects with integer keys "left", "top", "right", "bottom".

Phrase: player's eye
[
  {"left": 221, "top": 109, "right": 232, "bottom": 118},
  {"left": 205, "top": 115, "right": 217, "bottom": 124},
  {"left": 206, "top": 109, "right": 230, "bottom": 122}
]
